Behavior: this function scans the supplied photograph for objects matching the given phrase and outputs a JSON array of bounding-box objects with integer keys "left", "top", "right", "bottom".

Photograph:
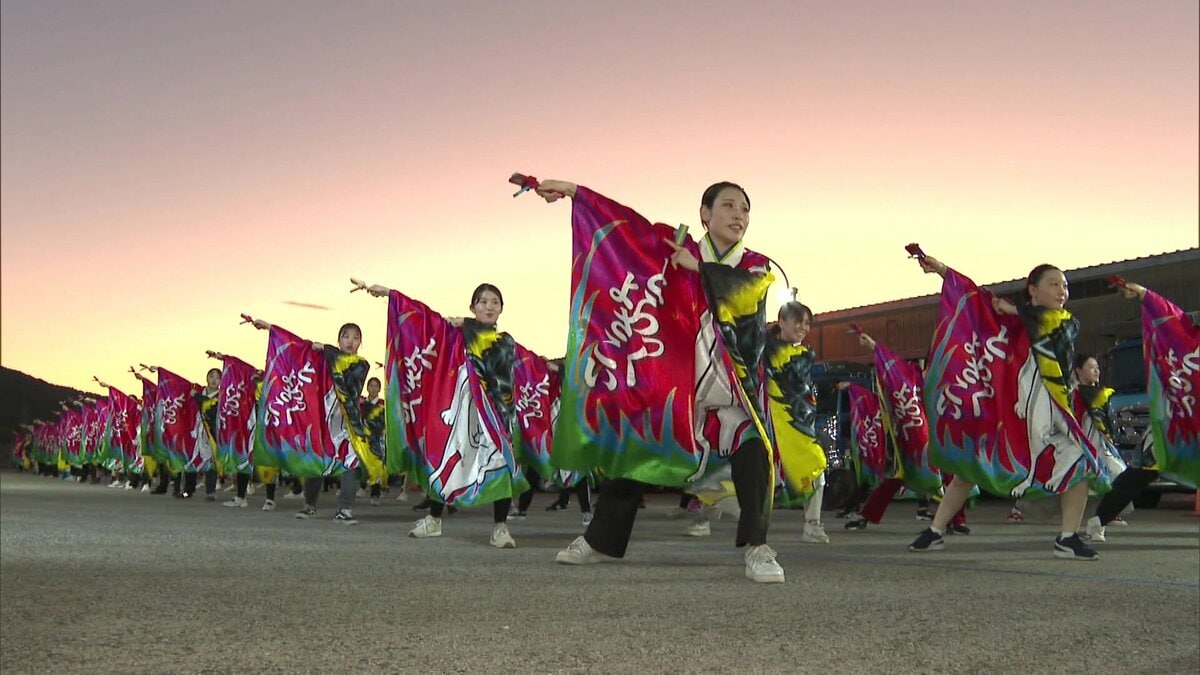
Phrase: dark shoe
[
  {"left": 908, "top": 528, "right": 944, "bottom": 552},
  {"left": 1054, "top": 534, "right": 1099, "bottom": 561},
  {"left": 844, "top": 516, "right": 868, "bottom": 531},
  {"left": 947, "top": 523, "right": 970, "bottom": 535}
]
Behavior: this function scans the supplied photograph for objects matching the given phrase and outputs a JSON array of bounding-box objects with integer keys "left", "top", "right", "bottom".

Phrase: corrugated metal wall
[{"left": 811, "top": 252, "right": 1200, "bottom": 367}]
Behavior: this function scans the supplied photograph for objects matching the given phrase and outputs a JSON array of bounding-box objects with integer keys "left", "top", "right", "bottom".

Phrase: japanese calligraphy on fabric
[
  {"left": 387, "top": 290, "right": 524, "bottom": 506},
  {"left": 1141, "top": 290, "right": 1200, "bottom": 487},
  {"left": 924, "top": 268, "right": 1104, "bottom": 499},
  {"left": 156, "top": 368, "right": 199, "bottom": 473},
  {"left": 847, "top": 383, "right": 888, "bottom": 486},
  {"left": 259, "top": 325, "right": 337, "bottom": 477},
  {"left": 217, "top": 355, "right": 258, "bottom": 474},
  {"left": 873, "top": 342, "right": 942, "bottom": 494}
]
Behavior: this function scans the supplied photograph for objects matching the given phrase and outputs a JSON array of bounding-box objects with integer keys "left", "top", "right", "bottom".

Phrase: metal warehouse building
[{"left": 810, "top": 248, "right": 1200, "bottom": 366}]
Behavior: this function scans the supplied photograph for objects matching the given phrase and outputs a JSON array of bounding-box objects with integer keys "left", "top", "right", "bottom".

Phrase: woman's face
[
  {"left": 471, "top": 289, "right": 503, "bottom": 326},
  {"left": 206, "top": 370, "right": 221, "bottom": 389},
  {"left": 779, "top": 313, "right": 812, "bottom": 344},
  {"left": 339, "top": 328, "right": 362, "bottom": 355},
  {"left": 1028, "top": 268, "right": 1069, "bottom": 309},
  {"left": 1075, "top": 357, "right": 1100, "bottom": 386},
  {"left": 700, "top": 187, "right": 750, "bottom": 251},
  {"left": 367, "top": 380, "right": 381, "bottom": 398}
]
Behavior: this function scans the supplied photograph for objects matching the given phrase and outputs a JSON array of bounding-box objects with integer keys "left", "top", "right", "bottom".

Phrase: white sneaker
[
  {"left": 355, "top": 488, "right": 366, "bottom": 498},
  {"left": 370, "top": 496, "right": 381, "bottom": 507},
  {"left": 667, "top": 506, "right": 691, "bottom": 520},
  {"left": 555, "top": 536, "right": 612, "bottom": 564},
  {"left": 246, "top": 484, "right": 257, "bottom": 496},
  {"left": 140, "top": 484, "right": 151, "bottom": 493},
  {"left": 123, "top": 481, "right": 134, "bottom": 490},
  {"left": 802, "top": 521, "right": 830, "bottom": 544},
  {"left": 409, "top": 515, "right": 442, "bottom": 538},
  {"left": 581, "top": 512, "right": 593, "bottom": 526},
  {"left": 745, "top": 544, "right": 785, "bottom": 583},
  {"left": 108, "top": 480, "right": 122, "bottom": 488},
  {"left": 261, "top": 499, "right": 276, "bottom": 512},
  {"left": 490, "top": 523, "right": 517, "bottom": 549},
  {"left": 683, "top": 520, "right": 711, "bottom": 537},
  {"left": 223, "top": 497, "right": 247, "bottom": 508},
  {"left": 281, "top": 492, "right": 302, "bottom": 501},
  {"left": 223, "top": 483, "right": 237, "bottom": 493},
  {"left": 1084, "top": 515, "right": 1106, "bottom": 542},
  {"left": 395, "top": 491, "right": 409, "bottom": 503}
]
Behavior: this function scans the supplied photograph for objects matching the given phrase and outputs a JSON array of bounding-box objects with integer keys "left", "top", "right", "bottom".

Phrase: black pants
[
  {"left": 430, "top": 499, "right": 511, "bottom": 523},
  {"left": 204, "top": 468, "right": 217, "bottom": 496},
  {"left": 236, "top": 473, "right": 251, "bottom": 499},
  {"left": 1095, "top": 468, "right": 1159, "bottom": 525},
  {"left": 516, "top": 466, "right": 542, "bottom": 513},
  {"left": 552, "top": 481, "right": 592, "bottom": 512},
  {"left": 584, "top": 437, "right": 771, "bottom": 558},
  {"left": 182, "top": 471, "right": 198, "bottom": 496}
]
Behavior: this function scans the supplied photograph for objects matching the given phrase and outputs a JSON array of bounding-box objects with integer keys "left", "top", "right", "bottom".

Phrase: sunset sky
[{"left": 2, "top": 0, "right": 1197, "bottom": 395}]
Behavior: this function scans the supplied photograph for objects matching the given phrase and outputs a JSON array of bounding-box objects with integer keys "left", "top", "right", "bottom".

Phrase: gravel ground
[{"left": 1, "top": 472, "right": 1197, "bottom": 674}]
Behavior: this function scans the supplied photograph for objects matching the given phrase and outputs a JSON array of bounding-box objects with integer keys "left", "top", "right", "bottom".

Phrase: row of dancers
[{"left": 13, "top": 175, "right": 1197, "bottom": 584}]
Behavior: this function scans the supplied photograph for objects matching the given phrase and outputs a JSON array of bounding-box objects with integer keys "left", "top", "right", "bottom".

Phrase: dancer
[
  {"left": 530, "top": 178, "right": 786, "bottom": 583},
  {"left": 909, "top": 253, "right": 1105, "bottom": 560}
]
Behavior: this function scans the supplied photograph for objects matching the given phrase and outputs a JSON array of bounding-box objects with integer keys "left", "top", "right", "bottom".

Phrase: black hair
[
  {"left": 206, "top": 368, "right": 221, "bottom": 380},
  {"left": 470, "top": 283, "right": 504, "bottom": 308},
  {"left": 778, "top": 301, "right": 813, "bottom": 323},
  {"left": 367, "top": 377, "right": 382, "bottom": 388},
  {"left": 701, "top": 181, "right": 750, "bottom": 212},
  {"left": 338, "top": 323, "right": 362, "bottom": 340},
  {"left": 1072, "top": 353, "right": 1097, "bottom": 371},
  {"left": 1023, "top": 264, "right": 1061, "bottom": 303}
]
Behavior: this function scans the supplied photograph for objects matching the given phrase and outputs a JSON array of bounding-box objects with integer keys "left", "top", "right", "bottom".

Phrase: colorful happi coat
[
  {"left": 763, "top": 329, "right": 826, "bottom": 499},
  {"left": 106, "top": 386, "right": 143, "bottom": 474},
  {"left": 550, "top": 187, "right": 800, "bottom": 510},
  {"left": 924, "top": 268, "right": 1108, "bottom": 499},
  {"left": 257, "top": 325, "right": 381, "bottom": 482},
  {"left": 512, "top": 347, "right": 586, "bottom": 489},
  {"left": 156, "top": 368, "right": 201, "bottom": 473},
  {"left": 215, "top": 356, "right": 258, "bottom": 475},
  {"left": 385, "top": 290, "right": 528, "bottom": 506},
  {"left": 1139, "top": 290, "right": 1199, "bottom": 487}
]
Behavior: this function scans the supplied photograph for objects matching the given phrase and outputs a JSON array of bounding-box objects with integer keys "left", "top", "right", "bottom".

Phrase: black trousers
[
  {"left": 236, "top": 473, "right": 251, "bottom": 499},
  {"left": 584, "top": 437, "right": 771, "bottom": 558},
  {"left": 430, "top": 499, "right": 511, "bottom": 523},
  {"left": 1095, "top": 468, "right": 1159, "bottom": 525},
  {"left": 516, "top": 466, "right": 542, "bottom": 513}
]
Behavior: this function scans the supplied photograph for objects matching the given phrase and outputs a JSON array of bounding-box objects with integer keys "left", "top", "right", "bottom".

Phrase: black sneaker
[
  {"left": 412, "top": 498, "right": 433, "bottom": 512},
  {"left": 333, "top": 509, "right": 358, "bottom": 525},
  {"left": 915, "top": 507, "right": 933, "bottom": 521},
  {"left": 1054, "top": 534, "right": 1099, "bottom": 561},
  {"left": 947, "top": 523, "right": 971, "bottom": 535},
  {"left": 844, "top": 516, "right": 868, "bottom": 531},
  {"left": 546, "top": 503, "right": 568, "bottom": 511},
  {"left": 908, "top": 528, "right": 944, "bottom": 552}
]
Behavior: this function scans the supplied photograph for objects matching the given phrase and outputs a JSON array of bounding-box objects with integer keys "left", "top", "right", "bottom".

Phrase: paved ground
[{"left": 1, "top": 472, "right": 1197, "bottom": 674}]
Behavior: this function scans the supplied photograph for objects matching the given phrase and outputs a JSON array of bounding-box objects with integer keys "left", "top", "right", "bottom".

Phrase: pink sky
[{"left": 2, "top": 0, "right": 1197, "bottom": 394}]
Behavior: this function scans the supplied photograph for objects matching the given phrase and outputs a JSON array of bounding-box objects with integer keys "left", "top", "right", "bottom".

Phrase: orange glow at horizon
[{"left": 2, "top": 1, "right": 1197, "bottom": 394}]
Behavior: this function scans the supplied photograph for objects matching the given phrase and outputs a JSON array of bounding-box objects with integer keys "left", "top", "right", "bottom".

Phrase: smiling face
[
  {"left": 779, "top": 311, "right": 812, "bottom": 344},
  {"left": 1075, "top": 357, "right": 1100, "bottom": 386},
  {"left": 700, "top": 186, "right": 750, "bottom": 252},
  {"left": 338, "top": 326, "right": 362, "bottom": 355},
  {"left": 471, "top": 289, "right": 503, "bottom": 326},
  {"left": 1028, "top": 267, "right": 1069, "bottom": 309}
]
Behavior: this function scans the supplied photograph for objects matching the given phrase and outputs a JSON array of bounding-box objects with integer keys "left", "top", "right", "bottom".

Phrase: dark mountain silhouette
[{"left": 1, "top": 367, "right": 98, "bottom": 467}]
